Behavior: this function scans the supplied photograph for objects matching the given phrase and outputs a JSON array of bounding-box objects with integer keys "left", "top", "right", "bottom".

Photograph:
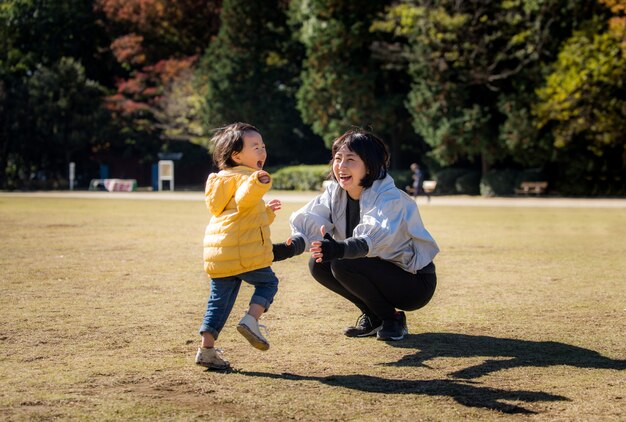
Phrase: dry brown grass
[{"left": 0, "top": 195, "right": 624, "bottom": 421}]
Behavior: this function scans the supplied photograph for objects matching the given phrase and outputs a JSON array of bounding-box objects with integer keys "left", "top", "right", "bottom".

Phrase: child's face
[
  {"left": 333, "top": 144, "right": 367, "bottom": 199},
  {"left": 231, "top": 131, "right": 267, "bottom": 170}
]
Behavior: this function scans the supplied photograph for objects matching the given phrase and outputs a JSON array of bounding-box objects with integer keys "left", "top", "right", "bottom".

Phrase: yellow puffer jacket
[{"left": 203, "top": 166, "right": 275, "bottom": 278}]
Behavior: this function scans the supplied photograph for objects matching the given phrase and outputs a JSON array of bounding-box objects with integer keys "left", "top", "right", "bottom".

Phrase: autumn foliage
[
  {"left": 95, "top": 0, "right": 221, "bottom": 135},
  {"left": 600, "top": 0, "right": 626, "bottom": 55},
  {"left": 1, "top": 0, "right": 625, "bottom": 193}
]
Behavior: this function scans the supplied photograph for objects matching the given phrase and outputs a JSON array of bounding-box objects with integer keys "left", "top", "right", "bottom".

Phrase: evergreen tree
[
  {"left": 27, "top": 58, "right": 109, "bottom": 179},
  {"left": 199, "top": 0, "right": 325, "bottom": 165},
  {"left": 376, "top": 0, "right": 594, "bottom": 174},
  {"left": 290, "top": 1, "right": 392, "bottom": 148},
  {"left": 0, "top": 0, "right": 111, "bottom": 188}
]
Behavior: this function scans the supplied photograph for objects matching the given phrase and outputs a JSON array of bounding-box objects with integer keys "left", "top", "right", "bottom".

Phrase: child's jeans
[{"left": 199, "top": 266, "right": 278, "bottom": 340}]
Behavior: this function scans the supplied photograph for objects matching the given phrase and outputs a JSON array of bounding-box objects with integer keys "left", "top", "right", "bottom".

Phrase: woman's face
[
  {"left": 231, "top": 131, "right": 267, "bottom": 170},
  {"left": 333, "top": 144, "right": 367, "bottom": 199}
]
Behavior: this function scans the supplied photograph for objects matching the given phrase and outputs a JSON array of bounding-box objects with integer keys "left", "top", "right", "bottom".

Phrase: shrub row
[
  {"left": 271, "top": 165, "right": 331, "bottom": 191},
  {"left": 434, "top": 167, "right": 547, "bottom": 196},
  {"left": 271, "top": 164, "right": 548, "bottom": 196}
]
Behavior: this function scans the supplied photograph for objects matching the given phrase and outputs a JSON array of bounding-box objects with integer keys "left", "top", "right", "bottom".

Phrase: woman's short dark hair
[
  {"left": 211, "top": 122, "right": 260, "bottom": 170},
  {"left": 330, "top": 128, "right": 390, "bottom": 188}
]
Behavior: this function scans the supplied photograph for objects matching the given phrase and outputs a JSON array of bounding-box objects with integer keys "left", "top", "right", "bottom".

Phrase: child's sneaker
[
  {"left": 237, "top": 313, "right": 270, "bottom": 351},
  {"left": 195, "top": 347, "right": 230, "bottom": 370}
]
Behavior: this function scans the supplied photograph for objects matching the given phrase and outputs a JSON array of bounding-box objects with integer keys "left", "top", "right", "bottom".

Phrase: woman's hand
[
  {"left": 310, "top": 226, "right": 345, "bottom": 263},
  {"left": 267, "top": 199, "right": 282, "bottom": 211},
  {"left": 309, "top": 226, "right": 325, "bottom": 262}
]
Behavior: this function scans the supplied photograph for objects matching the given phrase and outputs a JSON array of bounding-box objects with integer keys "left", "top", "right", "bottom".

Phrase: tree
[
  {"left": 158, "top": 68, "right": 206, "bottom": 145},
  {"left": 96, "top": 0, "right": 222, "bottom": 151},
  {"left": 533, "top": 16, "right": 626, "bottom": 194},
  {"left": 290, "top": 0, "right": 401, "bottom": 151},
  {"left": 199, "top": 0, "right": 326, "bottom": 165},
  {"left": 600, "top": 0, "right": 626, "bottom": 55},
  {"left": 27, "top": 58, "right": 109, "bottom": 176},
  {"left": 0, "top": 0, "right": 112, "bottom": 188},
  {"left": 374, "top": 0, "right": 593, "bottom": 174},
  {"left": 96, "top": 0, "right": 221, "bottom": 64},
  {"left": 103, "top": 56, "right": 199, "bottom": 160}
]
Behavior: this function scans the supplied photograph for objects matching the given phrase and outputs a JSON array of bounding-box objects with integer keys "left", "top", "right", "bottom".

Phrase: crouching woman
[{"left": 286, "top": 128, "right": 439, "bottom": 341}]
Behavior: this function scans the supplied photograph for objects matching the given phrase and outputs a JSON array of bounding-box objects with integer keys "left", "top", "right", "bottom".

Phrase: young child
[{"left": 195, "top": 122, "right": 288, "bottom": 370}]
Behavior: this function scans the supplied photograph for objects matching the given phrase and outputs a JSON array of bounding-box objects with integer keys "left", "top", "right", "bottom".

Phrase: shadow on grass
[
  {"left": 237, "top": 370, "right": 567, "bottom": 414},
  {"left": 238, "top": 333, "right": 625, "bottom": 414},
  {"left": 384, "top": 333, "right": 626, "bottom": 379}
]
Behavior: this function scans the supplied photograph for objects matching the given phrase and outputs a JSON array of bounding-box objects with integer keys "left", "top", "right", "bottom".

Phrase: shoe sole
[
  {"left": 376, "top": 329, "right": 408, "bottom": 341},
  {"left": 195, "top": 361, "right": 231, "bottom": 370},
  {"left": 237, "top": 324, "right": 270, "bottom": 351},
  {"left": 377, "top": 334, "right": 405, "bottom": 341},
  {"left": 345, "top": 326, "right": 382, "bottom": 338}
]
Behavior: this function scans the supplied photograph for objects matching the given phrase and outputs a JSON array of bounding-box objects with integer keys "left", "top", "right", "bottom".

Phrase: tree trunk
[
  {"left": 481, "top": 153, "right": 489, "bottom": 176},
  {"left": 390, "top": 135, "right": 399, "bottom": 170},
  {"left": 0, "top": 134, "right": 8, "bottom": 189},
  {"left": 0, "top": 80, "right": 7, "bottom": 188}
]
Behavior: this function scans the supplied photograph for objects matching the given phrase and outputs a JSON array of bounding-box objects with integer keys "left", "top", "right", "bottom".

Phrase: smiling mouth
[{"left": 339, "top": 175, "right": 351, "bottom": 182}]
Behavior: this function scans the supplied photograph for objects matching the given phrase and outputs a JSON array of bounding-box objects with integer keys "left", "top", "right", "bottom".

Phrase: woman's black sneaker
[
  {"left": 344, "top": 313, "right": 383, "bottom": 337},
  {"left": 377, "top": 311, "right": 408, "bottom": 341}
]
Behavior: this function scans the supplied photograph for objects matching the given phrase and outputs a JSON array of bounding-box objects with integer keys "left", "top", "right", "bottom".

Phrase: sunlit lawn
[{"left": 0, "top": 195, "right": 624, "bottom": 420}]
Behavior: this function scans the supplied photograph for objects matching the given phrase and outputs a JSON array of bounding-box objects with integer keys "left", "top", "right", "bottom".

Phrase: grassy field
[{"left": 0, "top": 194, "right": 624, "bottom": 421}]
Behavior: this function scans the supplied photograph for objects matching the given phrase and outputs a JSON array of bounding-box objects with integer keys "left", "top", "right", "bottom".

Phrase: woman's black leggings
[{"left": 309, "top": 257, "right": 437, "bottom": 320}]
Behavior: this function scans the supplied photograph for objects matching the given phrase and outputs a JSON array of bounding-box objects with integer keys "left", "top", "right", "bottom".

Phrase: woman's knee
[
  {"left": 308, "top": 256, "right": 318, "bottom": 275},
  {"left": 402, "top": 275, "right": 437, "bottom": 311},
  {"left": 329, "top": 259, "right": 361, "bottom": 281},
  {"left": 308, "top": 258, "right": 330, "bottom": 281}
]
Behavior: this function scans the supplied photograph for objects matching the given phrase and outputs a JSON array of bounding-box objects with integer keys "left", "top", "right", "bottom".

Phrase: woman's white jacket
[{"left": 290, "top": 174, "right": 439, "bottom": 274}]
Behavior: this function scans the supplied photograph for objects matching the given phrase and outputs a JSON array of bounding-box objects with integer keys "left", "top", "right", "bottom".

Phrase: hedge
[{"left": 271, "top": 165, "right": 330, "bottom": 191}]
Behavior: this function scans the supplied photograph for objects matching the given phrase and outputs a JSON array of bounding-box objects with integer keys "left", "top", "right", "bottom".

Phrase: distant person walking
[
  {"left": 410, "top": 162, "right": 430, "bottom": 202},
  {"left": 195, "top": 122, "right": 303, "bottom": 370},
  {"left": 286, "top": 129, "right": 439, "bottom": 341}
]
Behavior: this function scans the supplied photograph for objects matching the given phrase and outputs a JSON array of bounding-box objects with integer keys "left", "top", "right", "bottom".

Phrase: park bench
[
  {"left": 89, "top": 178, "right": 137, "bottom": 192},
  {"left": 406, "top": 180, "right": 437, "bottom": 196},
  {"left": 515, "top": 181, "right": 548, "bottom": 195},
  {"left": 422, "top": 180, "right": 437, "bottom": 193}
]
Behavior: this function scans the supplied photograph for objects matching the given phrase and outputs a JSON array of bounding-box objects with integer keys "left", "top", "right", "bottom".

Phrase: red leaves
[
  {"left": 110, "top": 33, "right": 145, "bottom": 65},
  {"left": 144, "top": 56, "right": 198, "bottom": 85},
  {"left": 95, "top": 0, "right": 213, "bottom": 126},
  {"left": 95, "top": 0, "right": 166, "bottom": 31}
]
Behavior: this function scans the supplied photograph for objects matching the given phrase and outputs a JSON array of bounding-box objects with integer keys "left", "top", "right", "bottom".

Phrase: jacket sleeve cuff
[
  {"left": 291, "top": 235, "right": 306, "bottom": 256},
  {"left": 342, "top": 237, "right": 369, "bottom": 259},
  {"left": 291, "top": 231, "right": 310, "bottom": 249}
]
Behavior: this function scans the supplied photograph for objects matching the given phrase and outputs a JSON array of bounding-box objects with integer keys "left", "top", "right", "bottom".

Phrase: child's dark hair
[
  {"left": 211, "top": 122, "right": 260, "bottom": 170},
  {"left": 331, "top": 128, "right": 390, "bottom": 188}
]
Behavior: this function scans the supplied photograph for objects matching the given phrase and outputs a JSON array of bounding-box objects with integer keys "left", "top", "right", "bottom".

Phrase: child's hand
[
  {"left": 267, "top": 199, "right": 282, "bottom": 211},
  {"left": 257, "top": 170, "right": 271, "bottom": 184},
  {"left": 272, "top": 236, "right": 306, "bottom": 262}
]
